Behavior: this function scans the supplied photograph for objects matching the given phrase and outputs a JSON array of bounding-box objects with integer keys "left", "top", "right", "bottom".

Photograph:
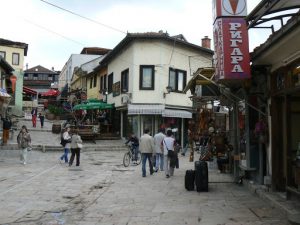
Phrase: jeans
[
  {"left": 132, "top": 146, "right": 139, "bottom": 161},
  {"left": 155, "top": 153, "right": 164, "bottom": 171},
  {"left": 60, "top": 148, "right": 69, "bottom": 163},
  {"left": 141, "top": 153, "right": 153, "bottom": 177},
  {"left": 20, "top": 148, "right": 28, "bottom": 163},
  {"left": 69, "top": 148, "right": 80, "bottom": 166}
]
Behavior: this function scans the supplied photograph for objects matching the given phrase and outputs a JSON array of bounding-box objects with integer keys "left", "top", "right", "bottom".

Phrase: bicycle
[{"left": 123, "top": 143, "right": 142, "bottom": 167}]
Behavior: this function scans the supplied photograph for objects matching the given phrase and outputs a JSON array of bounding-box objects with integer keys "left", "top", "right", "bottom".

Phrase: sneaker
[
  {"left": 154, "top": 169, "right": 158, "bottom": 172},
  {"left": 142, "top": 175, "right": 146, "bottom": 177},
  {"left": 166, "top": 174, "right": 170, "bottom": 178}
]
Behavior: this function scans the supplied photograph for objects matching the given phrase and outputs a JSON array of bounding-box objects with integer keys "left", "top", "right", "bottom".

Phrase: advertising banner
[{"left": 213, "top": 0, "right": 248, "bottom": 22}]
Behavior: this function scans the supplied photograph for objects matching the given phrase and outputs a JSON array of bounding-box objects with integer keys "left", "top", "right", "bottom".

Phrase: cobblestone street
[{"left": 0, "top": 149, "right": 288, "bottom": 225}]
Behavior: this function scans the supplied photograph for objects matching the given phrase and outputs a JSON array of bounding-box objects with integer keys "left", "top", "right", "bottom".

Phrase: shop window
[
  {"left": 12, "top": 53, "right": 19, "bottom": 65},
  {"left": 169, "top": 68, "right": 186, "bottom": 92},
  {"left": 140, "top": 65, "right": 154, "bottom": 90},
  {"left": 0, "top": 51, "right": 5, "bottom": 60},
  {"left": 121, "top": 68, "right": 129, "bottom": 93},
  {"left": 108, "top": 73, "right": 113, "bottom": 93}
]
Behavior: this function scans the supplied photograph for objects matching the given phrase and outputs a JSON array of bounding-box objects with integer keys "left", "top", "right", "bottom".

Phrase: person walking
[
  {"left": 125, "top": 133, "right": 139, "bottom": 162},
  {"left": 60, "top": 126, "right": 71, "bottom": 164},
  {"left": 31, "top": 108, "right": 38, "bottom": 127},
  {"left": 38, "top": 111, "right": 45, "bottom": 128},
  {"left": 139, "top": 128, "right": 155, "bottom": 177},
  {"left": 1, "top": 116, "right": 12, "bottom": 145},
  {"left": 17, "top": 125, "right": 31, "bottom": 165},
  {"left": 162, "top": 129, "right": 175, "bottom": 178},
  {"left": 153, "top": 128, "right": 165, "bottom": 172},
  {"left": 69, "top": 128, "right": 83, "bottom": 167}
]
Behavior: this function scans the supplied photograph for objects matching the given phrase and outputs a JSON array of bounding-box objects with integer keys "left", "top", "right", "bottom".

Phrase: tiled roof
[
  {"left": 24, "top": 65, "right": 58, "bottom": 74},
  {"left": 0, "top": 38, "right": 28, "bottom": 56}
]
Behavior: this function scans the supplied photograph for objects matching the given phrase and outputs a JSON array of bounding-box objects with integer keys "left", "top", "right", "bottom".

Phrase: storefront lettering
[{"left": 229, "top": 22, "right": 244, "bottom": 73}]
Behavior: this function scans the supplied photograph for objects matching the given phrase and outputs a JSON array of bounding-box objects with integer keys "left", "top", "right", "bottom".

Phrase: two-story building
[
  {"left": 0, "top": 38, "right": 28, "bottom": 116},
  {"left": 97, "top": 32, "right": 214, "bottom": 144},
  {"left": 0, "top": 56, "right": 14, "bottom": 115}
]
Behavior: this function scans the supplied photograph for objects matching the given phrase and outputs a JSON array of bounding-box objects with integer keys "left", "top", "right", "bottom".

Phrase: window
[
  {"left": 93, "top": 74, "right": 97, "bottom": 88},
  {"left": 12, "top": 53, "right": 20, "bottom": 65},
  {"left": 140, "top": 65, "right": 154, "bottom": 90},
  {"left": 108, "top": 73, "right": 113, "bottom": 93},
  {"left": 0, "top": 51, "right": 5, "bottom": 60},
  {"left": 24, "top": 74, "right": 28, "bottom": 80},
  {"left": 28, "top": 74, "right": 33, "bottom": 80},
  {"left": 121, "top": 69, "right": 129, "bottom": 93},
  {"left": 90, "top": 77, "right": 93, "bottom": 89},
  {"left": 33, "top": 74, "right": 38, "bottom": 80},
  {"left": 169, "top": 68, "right": 187, "bottom": 92}
]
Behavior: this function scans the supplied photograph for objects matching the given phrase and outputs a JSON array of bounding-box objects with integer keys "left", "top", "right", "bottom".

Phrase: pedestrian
[
  {"left": 139, "top": 128, "right": 155, "bottom": 177},
  {"left": 17, "top": 125, "right": 31, "bottom": 165},
  {"left": 60, "top": 126, "right": 71, "bottom": 164},
  {"left": 31, "top": 107, "right": 38, "bottom": 127},
  {"left": 38, "top": 111, "right": 45, "bottom": 128},
  {"left": 153, "top": 128, "right": 165, "bottom": 172},
  {"left": 1, "top": 116, "right": 12, "bottom": 145},
  {"left": 69, "top": 128, "right": 83, "bottom": 167},
  {"left": 162, "top": 129, "right": 175, "bottom": 178}
]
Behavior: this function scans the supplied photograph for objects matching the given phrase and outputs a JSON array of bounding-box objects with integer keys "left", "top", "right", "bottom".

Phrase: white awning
[
  {"left": 128, "top": 104, "right": 164, "bottom": 115},
  {"left": 162, "top": 109, "right": 192, "bottom": 118}
]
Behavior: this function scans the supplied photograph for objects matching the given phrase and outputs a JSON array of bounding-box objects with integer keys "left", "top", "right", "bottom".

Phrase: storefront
[{"left": 121, "top": 104, "right": 192, "bottom": 145}]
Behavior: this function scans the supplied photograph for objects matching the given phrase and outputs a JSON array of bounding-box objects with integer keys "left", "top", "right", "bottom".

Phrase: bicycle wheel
[
  {"left": 135, "top": 151, "right": 142, "bottom": 165},
  {"left": 123, "top": 152, "right": 131, "bottom": 167}
]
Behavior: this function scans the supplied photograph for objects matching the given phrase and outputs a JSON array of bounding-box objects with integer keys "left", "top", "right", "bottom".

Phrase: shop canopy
[
  {"left": 41, "top": 89, "right": 60, "bottom": 97},
  {"left": 23, "top": 86, "right": 37, "bottom": 95},
  {"left": 73, "top": 101, "right": 114, "bottom": 110}
]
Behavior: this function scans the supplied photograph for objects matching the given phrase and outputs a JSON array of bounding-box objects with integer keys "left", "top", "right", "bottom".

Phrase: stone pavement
[{"left": 0, "top": 149, "right": 289, "bottom": 225}]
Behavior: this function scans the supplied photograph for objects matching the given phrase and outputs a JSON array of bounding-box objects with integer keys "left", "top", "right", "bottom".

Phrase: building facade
[
  {"left": 0, "top": 38, "right": 28, "bottom": 116},
  {"left": 98, "top": 32, "right": 213, "bottom": 144}
]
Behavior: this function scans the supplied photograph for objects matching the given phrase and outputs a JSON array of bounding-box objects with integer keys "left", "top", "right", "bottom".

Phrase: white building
[{"left": 98, "top": 32, "right": 213, "bottom": 145}]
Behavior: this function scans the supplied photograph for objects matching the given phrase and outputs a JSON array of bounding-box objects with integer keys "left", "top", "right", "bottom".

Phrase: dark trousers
[
  {"left": 40, "top": 117, "right": 44, "bottom": 127},
  {"left": 141, "top": 153, "right": 154, "bottom": 176},
  {"left": 69, "top": 148, "right": 80, "bottom": 166}
]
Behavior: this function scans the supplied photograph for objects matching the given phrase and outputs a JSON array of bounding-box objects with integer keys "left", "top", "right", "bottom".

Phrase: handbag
[
  {"left": 163, "top": 140, "right": 174, "bottom": 157},
  {"left": 77, "top": 143, "right": 83, "bottom": 149}
]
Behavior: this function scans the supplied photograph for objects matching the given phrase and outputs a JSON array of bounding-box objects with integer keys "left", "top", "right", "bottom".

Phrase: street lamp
[
  {"left": 163, "top": 86, "right": 172, "bottom": 98},
  {"left": 100, "top": 89, "right": 108, "bottom": 102}
]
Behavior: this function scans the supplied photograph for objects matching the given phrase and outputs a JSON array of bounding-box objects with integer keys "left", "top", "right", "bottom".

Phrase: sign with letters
[
  {"left": 213, "top": 0, "right": 250, "bottom": 81},
  {"left": 213, "top": 0, "right": 248, "bottom": 22}
]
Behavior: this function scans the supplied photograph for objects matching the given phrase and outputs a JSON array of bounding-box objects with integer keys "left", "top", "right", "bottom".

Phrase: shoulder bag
[{"left": 163, "top": 140, "right": 174, "bottom": 158}]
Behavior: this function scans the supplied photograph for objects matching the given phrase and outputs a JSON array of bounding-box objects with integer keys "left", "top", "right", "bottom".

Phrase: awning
[
  {"left": 0, "top": 88, "right": 10, "bottom": 98},
  {"left": 162, "top": 109, "right": 192, "bottom": 119},
  {"left": 41, "top": 89, "right": 60, "bottom": 97},
  {"left": 23, "top": 86, "right": 37, "bottom": 95},
  {"left": 128, "top": 104, "right": 164, "bottom": 115}
]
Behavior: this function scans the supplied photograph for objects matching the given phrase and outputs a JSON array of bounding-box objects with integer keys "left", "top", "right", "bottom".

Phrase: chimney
[
  {"left": 52, "top": 67, "right": 54, "bottom": 71},
  {"left": 201, "top": 36, "right": 211, "bottom": 49}
]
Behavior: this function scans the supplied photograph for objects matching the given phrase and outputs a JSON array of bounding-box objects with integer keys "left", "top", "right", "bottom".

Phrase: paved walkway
[{"left": 0, "top": 150, "right": 289, "bottom": 225}]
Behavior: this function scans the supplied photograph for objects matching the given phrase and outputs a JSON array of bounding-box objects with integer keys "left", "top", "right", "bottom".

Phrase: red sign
[
  {"left": 213, "top": 0, "right": 248, "bottom": 22},
  {"left": 213, "top": 17, "right": 250, "bottom": 80}
]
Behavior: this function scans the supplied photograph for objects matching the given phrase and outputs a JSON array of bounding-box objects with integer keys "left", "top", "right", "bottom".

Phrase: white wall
[{"left": 106, "top": 40, "right": 212, "bottom": 108}]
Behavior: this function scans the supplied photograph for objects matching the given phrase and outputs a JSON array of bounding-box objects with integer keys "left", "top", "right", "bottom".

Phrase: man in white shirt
[{"left": 139, "top": 128, "right": 155, "bottom": 177}]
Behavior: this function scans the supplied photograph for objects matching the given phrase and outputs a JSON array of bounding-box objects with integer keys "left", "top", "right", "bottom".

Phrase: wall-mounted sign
[
  {"left": 213, "top": 0, "right": 248, "bottom": 22},
  {"left": 213, "top": 17, "right": 250, "bottom": 80},
  {"left": 112, "top": 81, "right": 120, "bottom": 97}
]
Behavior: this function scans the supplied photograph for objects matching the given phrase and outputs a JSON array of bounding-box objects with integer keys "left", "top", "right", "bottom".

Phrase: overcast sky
[{"left": 0, "top": 0, "right": 266, "bottom": 71}]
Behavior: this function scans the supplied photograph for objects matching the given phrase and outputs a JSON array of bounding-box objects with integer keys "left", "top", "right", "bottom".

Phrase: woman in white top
[
  {"left": 162, "top": 129, "right": 175, "bottom": 178},
  {"left": 60, "top": 127, "right": 71, "bottom": 163}
]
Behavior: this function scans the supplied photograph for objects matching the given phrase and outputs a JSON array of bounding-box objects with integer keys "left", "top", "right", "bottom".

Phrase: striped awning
[
  {"left": 128, "top": 104, "right": 164, "bottom": 115},
  {"left": 162, "top": 109, "right": 192, "bottom": 118},
  {"left": 0, "top": 88, "right": 11, "bottom": 98}
]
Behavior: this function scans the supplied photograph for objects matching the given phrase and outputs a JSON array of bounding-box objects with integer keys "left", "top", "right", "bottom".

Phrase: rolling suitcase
[
  {"left": 185, "top": 170, "right": 195, "bottom": 191},
  {"left": 194, "top": 161, "right": 208, "bottom": 192}
]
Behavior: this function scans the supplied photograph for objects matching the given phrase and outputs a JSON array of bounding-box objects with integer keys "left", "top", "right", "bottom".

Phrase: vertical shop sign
[{"left": 213, "top": 0, "right": 250, "bottom": 80}]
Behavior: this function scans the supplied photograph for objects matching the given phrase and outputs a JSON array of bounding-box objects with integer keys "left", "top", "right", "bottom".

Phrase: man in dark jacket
[{"left": 2, "top": 117, "right": 12, "bottom": 145}]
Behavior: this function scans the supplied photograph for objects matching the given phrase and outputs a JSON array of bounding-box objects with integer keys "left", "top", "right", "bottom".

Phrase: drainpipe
[{"left": 233, "top": 101, "right": 240, "bottom": 181}]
